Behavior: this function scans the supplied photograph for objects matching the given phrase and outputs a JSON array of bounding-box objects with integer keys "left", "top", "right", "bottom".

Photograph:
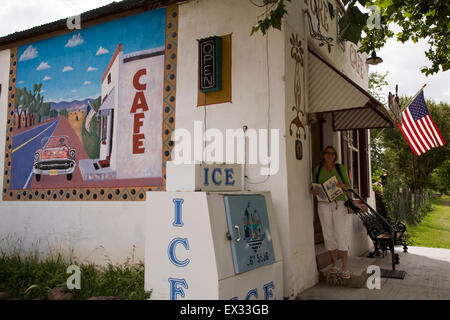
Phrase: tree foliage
[
  {"left": 81, "top": 96, "right": 101, "bottom": 159},
  {"left": 345, "top": 0, "right": 450, "bottom": 75},
  {"left": 252, "top": 0, "right": 450, "bottom": 75},
  {"left": 368, "top": 71, "right": 448, "bottom": 222},
  {"left": 368, "top": 70, "right": 389, "bottom": 101},
  {"left": 368, "top": 72, "right": 450, "bottom": 193},
  {"left": 250, "top": 0, "right": 291, "bottom": 36},
  {"left": 14, "top": 84, "right": 48, "bottom": 128}
]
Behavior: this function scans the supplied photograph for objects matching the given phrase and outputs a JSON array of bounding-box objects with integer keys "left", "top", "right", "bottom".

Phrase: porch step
[{"left": 319, "top": 256, "right": 374, "bottom": 288}]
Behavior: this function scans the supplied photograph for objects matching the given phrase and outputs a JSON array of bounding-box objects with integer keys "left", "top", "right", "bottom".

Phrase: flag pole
[
  {"left": 410, "top": 150, "right": 418, "bottom": 191},
  {"left": 369, "top": 84, "right": 427, "bottom": 158},
  {"left": 399, "top": 84, "right": 427, "bottom": 112},
  {"left": 369, "top": 86, "right": 403, "bottom": 144},
  {"left": 402, "top": 84, "right": 427, "bottom": 192}
]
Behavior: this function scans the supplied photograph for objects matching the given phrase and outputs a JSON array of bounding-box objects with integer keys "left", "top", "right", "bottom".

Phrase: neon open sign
[{"left": 199, "top": 36, "right": 222, "bottom": 93}]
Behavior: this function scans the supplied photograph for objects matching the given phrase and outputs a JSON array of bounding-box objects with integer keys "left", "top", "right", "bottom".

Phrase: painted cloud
[
  {"left": 62, "top": 66, "right": 74, "bottom": 72},
  {"left": 19, "top": 45, "right": 38, "bottom": 61},
  {"left": 43, "top": 76, "right": 52, "bottom": 81},
  {"left": 87, "top": 66, "right": 98, "bottom": 72},
  {"left": 36, "top": 62, "right": 51, "bottom": 70},
  {"left": 65, "top": 33, "right": 84, "bottom": 48},
  {"left": 96, "top": 46, "right": 109, "bottom": 55}
]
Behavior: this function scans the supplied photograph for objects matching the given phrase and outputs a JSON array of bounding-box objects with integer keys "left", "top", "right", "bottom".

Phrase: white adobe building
[
  {"left": 79, "top": 43, "right": 165, "bottom": 181},
  {"left": 0, "top": 0, "right": 394, "bottom": 299}
]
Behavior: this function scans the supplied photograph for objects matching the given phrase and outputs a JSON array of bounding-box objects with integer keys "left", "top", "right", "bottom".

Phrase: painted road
[{"left": 10, "top": 118, "right": 59, "bottom": 189}]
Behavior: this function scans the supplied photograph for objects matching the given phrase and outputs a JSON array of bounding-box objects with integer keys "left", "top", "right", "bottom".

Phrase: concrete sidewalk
[{"left": 297, "top": 246, "right": 450, "bottom": 300}]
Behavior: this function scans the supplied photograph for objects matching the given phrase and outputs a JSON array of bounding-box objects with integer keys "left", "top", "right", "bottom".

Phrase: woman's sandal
[
  {"left": 329, "top": 266, "right": 339, "bottom": 274},
  {"left": 341, "top": 270, "right": 351, "bottom": 279}
]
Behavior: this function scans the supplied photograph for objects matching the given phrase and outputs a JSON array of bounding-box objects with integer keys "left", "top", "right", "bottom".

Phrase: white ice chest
[{"left": 144, "top": 162, "right": 283, "bottom": 300}]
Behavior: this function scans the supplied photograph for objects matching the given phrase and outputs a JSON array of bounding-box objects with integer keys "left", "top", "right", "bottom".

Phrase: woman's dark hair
[{"left": 321, "top": 145, "right": 337, "bottom": 163}]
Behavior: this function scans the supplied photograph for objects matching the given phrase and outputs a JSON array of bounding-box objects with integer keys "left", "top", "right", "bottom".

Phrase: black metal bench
[
  {"left": 346, "top": 189, "right": 408, "bottom": 269},
  {"left": 392, "top": 221, "right": 409, "bottom": 253}
]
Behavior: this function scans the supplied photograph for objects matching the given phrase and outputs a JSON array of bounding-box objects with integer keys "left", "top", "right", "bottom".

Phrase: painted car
[{"left": 33, "top": 135, "right": 76, "bottom": 181}]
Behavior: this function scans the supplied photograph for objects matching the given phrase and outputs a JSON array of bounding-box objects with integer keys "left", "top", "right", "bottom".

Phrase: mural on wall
[
  {"left": 288, "top": 33, "right": 306, "bottom": 160},
  {"left": 3, "top": 6, "right": 179, "bottom": 201}
]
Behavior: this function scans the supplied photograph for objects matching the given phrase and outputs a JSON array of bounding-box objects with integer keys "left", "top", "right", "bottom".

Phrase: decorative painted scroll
[{"left": 289, "top": 33, "right": 306, "bottom": 156}]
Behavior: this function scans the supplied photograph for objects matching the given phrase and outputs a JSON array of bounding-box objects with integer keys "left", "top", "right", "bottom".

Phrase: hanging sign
[{"left": 199, "top": 36, "right": 222, "bottom": 93}]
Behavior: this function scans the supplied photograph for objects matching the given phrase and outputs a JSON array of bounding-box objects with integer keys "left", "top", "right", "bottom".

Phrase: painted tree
[
  {"left": 28, "top": 84, "right": 43, "bottom": 126},
  {"left": 41, "top": 102, "right": 51, "bottom": 121},
  {"left": 59, "top": 108, "right": 68, "bottom": 119},
  {"left": 81, "top": 96, "right": 101, "bottom": 159},
  {"left": 14, "top": 87, "right": 24, "bottom": 129},
  {"left": 14, "top": 84, "right": 45, "bottom": 128},
  {"left": 252, "top": 0, "right": 449, "bottom": 75}
]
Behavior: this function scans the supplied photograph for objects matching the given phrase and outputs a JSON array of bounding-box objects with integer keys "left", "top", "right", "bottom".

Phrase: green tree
[
  {"left": 41, "top": 102, "right": 51, "bottom": 121},
  {"left": 49, "top": 109, "right": 58, "bottom": 119},
  {"left": 368, "top": 71, "right": 389, "bottom": 100},
  {"left": 28, "top": 84, "right": 43, "bottom": 126},
  {"left": 14, "top": 87, "right": 24, "bottom": 129},
  {"left": 81, "top": 97, "right": 101, "bottom": 159},
  {"left": 59, "top": 108, "right": 68, "bottom": 119},
  {"left": 252, "top": 0, "right": 449, "bottom": 75},
  {"left": 430, "top": 159, "right": 450, "bottom": 194},
  {"left": 14, "top": 84, "right": 45, "bottom": 128},
  {"left": 371, "top": 97, "right": 449, "bottom": 192},
  {"left": 250, "top": 0, "right": 291, "bottom": 36}
]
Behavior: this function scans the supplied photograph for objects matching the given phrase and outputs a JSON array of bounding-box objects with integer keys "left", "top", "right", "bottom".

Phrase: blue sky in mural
[{"left": 16, "top": 8, "right": 166, "bottom": 103}]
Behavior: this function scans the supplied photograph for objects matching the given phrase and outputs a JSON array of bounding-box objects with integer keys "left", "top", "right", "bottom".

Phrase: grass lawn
[{"left": 407, "top": 195, "right": 450, "bottom": 249}]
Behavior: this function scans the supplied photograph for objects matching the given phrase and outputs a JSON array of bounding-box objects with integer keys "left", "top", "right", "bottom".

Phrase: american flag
[
  {"left": 85, "top": 102, "right": 96, "bottom": 132},
  {"left": 397, "top": 90, "right": 445, "bottom": 156}
]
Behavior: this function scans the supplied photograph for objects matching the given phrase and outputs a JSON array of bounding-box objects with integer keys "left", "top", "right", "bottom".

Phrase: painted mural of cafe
[{"left": 0, "top": 0, "right": 394, "bottom": 299}]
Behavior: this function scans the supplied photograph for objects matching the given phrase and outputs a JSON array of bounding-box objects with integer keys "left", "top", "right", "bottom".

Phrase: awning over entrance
[
  {"left": 99, "top": 87, "right": 115, "bottom": 112},
  {"left": 308, "top": 50, "right": 394, "bottom": 131}
]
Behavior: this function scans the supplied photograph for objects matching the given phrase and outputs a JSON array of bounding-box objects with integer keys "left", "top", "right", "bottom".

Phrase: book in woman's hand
[{"left": 312, "top": 176, "right": 343, "bottom": 202}]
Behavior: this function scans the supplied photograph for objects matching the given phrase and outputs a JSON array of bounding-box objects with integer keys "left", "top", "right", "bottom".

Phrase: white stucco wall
[
  {"left": 0, "top": 0, "right": 295, "bottom": 297},
  {"left": 0, "top": 0, "right": 376, "bottom": 299},
  {"left": 116, "top": 54, "right": 164, "bottom": 179},
  {"left": 176, "top": 0, "right": 295, "bottom": 297},
  {"left": 282, "top": 1, "right": 318, "bottom": 295},
  {"left": 99, "top": 50, "right": 121, "bottom": 164},
  {"left": 283, "top": 0, "right": 374, "bottom": 288},
  {"left": 0, "top": 48, "right": 146, "bottom": 264}
]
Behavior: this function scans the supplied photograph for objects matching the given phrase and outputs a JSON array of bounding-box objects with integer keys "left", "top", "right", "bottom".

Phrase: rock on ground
[{"left": 47, "top": 287, "right": 74, "bottom": 300}]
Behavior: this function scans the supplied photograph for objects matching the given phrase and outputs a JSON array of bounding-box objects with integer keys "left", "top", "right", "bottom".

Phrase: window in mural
[{"left": 4, "top": 6, "right": 178, "bottom": 200}]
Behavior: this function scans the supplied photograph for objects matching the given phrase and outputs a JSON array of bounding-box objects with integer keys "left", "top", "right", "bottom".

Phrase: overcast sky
[
  {"left": 368, "top": 25, "right": 450, "bottom": 105},
  {"left": 0, "top": 0, "right": 448, "bottom": 104}
]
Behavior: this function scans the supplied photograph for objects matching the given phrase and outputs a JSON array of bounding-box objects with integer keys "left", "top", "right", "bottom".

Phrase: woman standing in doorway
[{"left": 312, "top": 145, "right": 352, "bottom": 279}]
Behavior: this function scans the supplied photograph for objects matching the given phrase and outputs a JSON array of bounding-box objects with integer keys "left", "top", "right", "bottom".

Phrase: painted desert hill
[{"left": 50, "top": 98, "right": 95, "bottom": 111}]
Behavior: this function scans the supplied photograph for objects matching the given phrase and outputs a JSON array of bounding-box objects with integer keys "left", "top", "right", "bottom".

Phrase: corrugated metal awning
[
  {"left": 308, "top": 50, "right": 394, "bottom": 131},
  {"left": 99, "top": 87, "right": 115, "bottom": 112}
]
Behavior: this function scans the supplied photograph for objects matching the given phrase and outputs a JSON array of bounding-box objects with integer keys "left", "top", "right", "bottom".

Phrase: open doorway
[
  {"left": 310, "top": 114, "right": 324, "bottom": 245},
  {"left": 310, "top": 113, "right": 338, "bottom": 272}
]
